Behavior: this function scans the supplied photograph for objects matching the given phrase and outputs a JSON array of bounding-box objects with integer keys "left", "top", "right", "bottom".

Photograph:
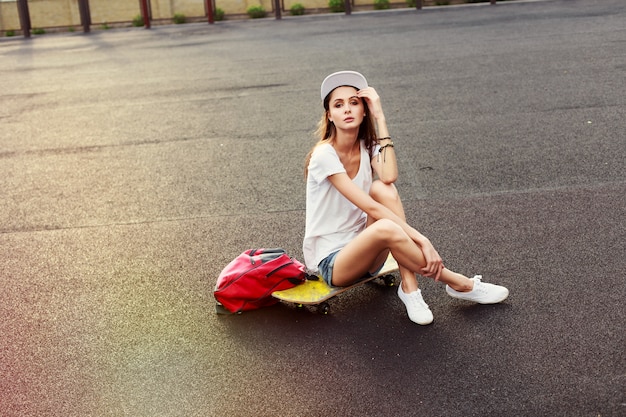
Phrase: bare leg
[
  {"left": 332, "top": 181, "right": 434, "bottom": 287},
  {"left": 331, "top": 218, "right": 428, "bottom": 286},
  {"left": 332, "top": 180, "right": 475, "bottom": 291},
  {"left": 368, "top": 181, "right": 420, "bottom": 293},
  {"left": 438, "top": 269, "right": 474, "bottom": 292},
  {"left": 369, "top": 181, "right": 476, "bottom": 292},
  {"left": 330, "top": 180, "right": 476, "bottom": 293}
]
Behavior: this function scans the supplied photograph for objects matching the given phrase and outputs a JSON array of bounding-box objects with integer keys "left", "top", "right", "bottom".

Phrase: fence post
[
  {"left": 415, "top": 0, "right": 422, "bottom": 10},
  {"left": 206, "top": 0, "right": 214, "bottom": 24},
  {"left": 344, "top": 0, "right": 351, "bottom": 15},
  {"left": 77, "top": 0, "right": 91, "bottom": 33},
  {"left": 274, "top": 0, "right": 282, "bottom": 19},
  {"left": 139, "top": 0, "right": 151, "bottom": 29},
  {"left": 16, "top": 0, "right": 31, "bottom": 38}
]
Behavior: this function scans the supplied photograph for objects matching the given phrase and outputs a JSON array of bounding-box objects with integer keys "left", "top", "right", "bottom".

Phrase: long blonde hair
[{"left": 304, "top": 91, "right": 377, "bottom": 178}]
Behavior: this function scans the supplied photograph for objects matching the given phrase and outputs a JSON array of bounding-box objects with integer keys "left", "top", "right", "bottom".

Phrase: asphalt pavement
[{"left": 1, "top": 0, "right": 624, "bottom": 416}]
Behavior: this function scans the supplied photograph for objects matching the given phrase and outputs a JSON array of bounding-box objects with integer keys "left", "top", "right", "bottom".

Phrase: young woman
[{"left": 303, "top": 71, "right": 509, "bottom": 325}]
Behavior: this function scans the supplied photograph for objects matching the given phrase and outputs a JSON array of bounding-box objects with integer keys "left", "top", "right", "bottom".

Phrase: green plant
[
  {"left": 32, "top": 28, "right": 46, "bottom": 35},
  {"left": 101, "top": 21, "right": 111, "bottom": 30},
  {"left": 173, "top": 13, "right": 186, "bottom": 24},
  {"left": 132, "top": 15, "right": 144, "bottom": 27},
  {"left": 6, "top": 30, "right": 16, "bottom": 37},
  {"left": 374, "top": 0, "right": 390, "bottom": 9},
  {"left": 68, "top": 27, "right": 75, "bottom": 32},
  {"left": 328, "top": 0, "right": 345, "bottom": 13},
  {"left": 290, "top": 3, "right": 305, "bottom": 15},
  {"left": 246, "top": 5, "right": 267, "bottom": 18},
  {"left": 214, "top": 8, "right": 225, "bottom": 21}
]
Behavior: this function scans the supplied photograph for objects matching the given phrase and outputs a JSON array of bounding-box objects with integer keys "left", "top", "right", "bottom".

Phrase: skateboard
[{"left": 271, "top": 253, "right": 399, "bottom": 314}]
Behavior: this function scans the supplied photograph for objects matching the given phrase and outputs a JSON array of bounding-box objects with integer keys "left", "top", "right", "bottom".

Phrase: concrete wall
[
  {"left": 1, "top": 0, "right": 81, "bottom": 29},
  {"left": 0, "top": 1, "right": 21, "bottom": 31},
  {"left": 0, "top": 0, "right": 143, "bottom": 30},
  {"left": 89, "top": 0, "right": 142, "bottom": 23}
]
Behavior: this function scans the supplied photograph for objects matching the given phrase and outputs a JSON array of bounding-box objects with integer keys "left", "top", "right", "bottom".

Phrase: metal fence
[{"left": 4, "top": 0, "right": 498, "bottom": 39}]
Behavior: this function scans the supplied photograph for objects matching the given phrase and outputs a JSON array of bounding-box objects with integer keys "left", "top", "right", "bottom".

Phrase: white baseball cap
[{"left": 320, "top": 70, "right": 368, "bottom": 101}]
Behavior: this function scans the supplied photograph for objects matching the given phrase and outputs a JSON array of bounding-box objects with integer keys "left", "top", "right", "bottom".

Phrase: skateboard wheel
[
  {"left": 382, "top": 274, "right": 395, "bottom": 287},
  {"left": 318, "top": 302, "right": 330, "bottom": 315}
]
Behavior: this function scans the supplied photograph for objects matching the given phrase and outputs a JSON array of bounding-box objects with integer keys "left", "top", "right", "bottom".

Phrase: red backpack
[{"left": 214, "top": 248, "right": 306, "bottom": 314}]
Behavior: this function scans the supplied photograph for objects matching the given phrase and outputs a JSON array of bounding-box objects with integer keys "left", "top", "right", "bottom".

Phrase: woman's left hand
[
  {"left": 357, "top": 87, "right": 385, "bottom": 121},
  {"left": 418, "top": 240, "right": 444, "bottom": 281}
]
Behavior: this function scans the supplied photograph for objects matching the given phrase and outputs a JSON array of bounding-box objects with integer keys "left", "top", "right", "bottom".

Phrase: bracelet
[
  {"left": 379, "top": 142, "right": 394, "bottom": 151},
  {"left": 378, "top": 141, "right": 394, "bottom": 163},
  {"left": 378, "top": 136, "right": 391, "bottom": 142}
]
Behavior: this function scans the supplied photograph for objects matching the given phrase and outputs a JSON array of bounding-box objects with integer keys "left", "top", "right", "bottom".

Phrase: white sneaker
[
  {"left": 446, "top": 276, "right": 509, "bottom": 304},
  {"left": 398, "top": 285, "right": 434, "bottom": 325}
]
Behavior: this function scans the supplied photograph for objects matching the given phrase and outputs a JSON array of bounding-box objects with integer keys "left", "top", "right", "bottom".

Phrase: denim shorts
[
  {"left": 318, "top": 250, "right": 386, "bottom": 287},
  {"left": 318, "top": 250, "right": 340, "bottom": 286}
]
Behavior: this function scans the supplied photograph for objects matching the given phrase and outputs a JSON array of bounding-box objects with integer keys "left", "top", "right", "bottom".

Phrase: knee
[
  {"left": 370, "top": 180, "right": 399, "bottom": 205},
  {"left": 371, "top": 218, "right": 406, "bottom": 244}
]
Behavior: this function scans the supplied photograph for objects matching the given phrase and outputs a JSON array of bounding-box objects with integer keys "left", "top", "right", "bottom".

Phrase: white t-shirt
[{"left": 303, "top": 142, "right": 379, "bottom": 272}]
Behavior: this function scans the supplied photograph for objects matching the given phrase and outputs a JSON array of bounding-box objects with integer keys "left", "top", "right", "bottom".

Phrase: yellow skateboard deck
[{"left": 272, "top": 254, "right": 399, "bottom": 314}]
